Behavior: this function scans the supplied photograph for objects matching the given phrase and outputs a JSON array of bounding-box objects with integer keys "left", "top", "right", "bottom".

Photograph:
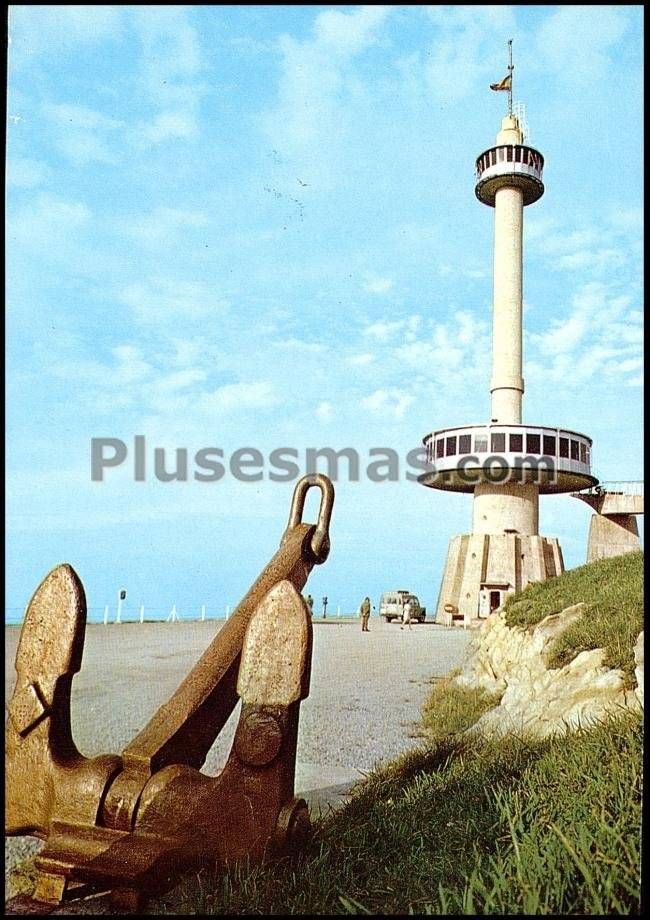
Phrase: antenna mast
[{"left": 508, "top": 39, "right": 513, "bottom": 116}]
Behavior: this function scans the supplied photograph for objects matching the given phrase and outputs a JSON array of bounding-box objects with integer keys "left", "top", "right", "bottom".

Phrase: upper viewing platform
[
  {"left": 475, "top": 144, "right": 544, "bottom": 206},
  {"left": 419, "top": 423, "right": 597, "bottom": 495}
]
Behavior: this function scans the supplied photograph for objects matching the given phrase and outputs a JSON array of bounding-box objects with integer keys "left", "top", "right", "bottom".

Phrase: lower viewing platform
[{"left": 419, "top": 423, "right": 597, "bottom": 494}]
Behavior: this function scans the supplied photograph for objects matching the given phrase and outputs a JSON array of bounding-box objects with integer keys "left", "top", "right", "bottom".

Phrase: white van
[{"left": 379, "top": 590, "right": 426, "bottom": 623}]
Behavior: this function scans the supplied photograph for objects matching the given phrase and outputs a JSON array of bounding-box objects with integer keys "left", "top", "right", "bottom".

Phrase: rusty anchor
[{"left": 5, "top": 474, "right": 334, "bottom": 912}]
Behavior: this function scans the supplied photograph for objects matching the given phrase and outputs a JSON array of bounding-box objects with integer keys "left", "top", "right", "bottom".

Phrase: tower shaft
[{"left": 491, "top": 185, "right": 524, "bottom": 424}]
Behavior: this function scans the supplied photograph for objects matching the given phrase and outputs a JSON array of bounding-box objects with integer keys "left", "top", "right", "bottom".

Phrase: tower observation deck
[{"left": 419, "top": 102, "right": 596, "bottom": 625}]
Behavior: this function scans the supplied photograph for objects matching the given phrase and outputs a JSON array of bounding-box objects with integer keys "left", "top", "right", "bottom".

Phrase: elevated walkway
[
  {"left": 571, "top": 482, "right": 643, "bottom": 563},
  {"left": 571, "top": 481, "right": 644, "bottom": 516}
]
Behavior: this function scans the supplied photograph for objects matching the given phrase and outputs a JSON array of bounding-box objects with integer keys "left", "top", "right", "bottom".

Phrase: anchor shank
[{"left": 121, "top": 523, "right": 316, "bottom": 775}]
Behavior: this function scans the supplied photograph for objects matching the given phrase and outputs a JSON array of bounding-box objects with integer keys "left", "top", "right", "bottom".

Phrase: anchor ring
[{"left": 284, "top": 474, "right": 334, "bottom": 563}]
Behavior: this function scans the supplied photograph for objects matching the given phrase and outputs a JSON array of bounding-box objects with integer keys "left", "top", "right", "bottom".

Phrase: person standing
[
  {"left": 359, "top": 596, "right": 371, "bottom": 632},
  {"left": 305, "top": 594, "right": 314, "bottom": 615},
  {"left": 400, "top": 598, "right": 413, "bottom": 631}
]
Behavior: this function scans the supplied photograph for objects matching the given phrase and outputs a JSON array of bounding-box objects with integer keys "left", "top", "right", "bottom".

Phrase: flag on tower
[{"left": 490, "top": 74, "right": 512, "bottom": 92}]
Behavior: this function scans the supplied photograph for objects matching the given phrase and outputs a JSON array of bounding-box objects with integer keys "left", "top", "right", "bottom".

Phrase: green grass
[
  {"left": 503, "top": 551, "right": 643, "bottom": 681},
  {"left": 417, "top": 672, "right": 502, "bottom": 745},
  {"left": 153, "top": 715, "right": 641, "bottom": 915}
]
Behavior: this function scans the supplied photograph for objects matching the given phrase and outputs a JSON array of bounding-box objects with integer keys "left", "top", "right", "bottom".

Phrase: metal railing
[{"left": 580, "top": 480, "right": 644, "bottom": 497}]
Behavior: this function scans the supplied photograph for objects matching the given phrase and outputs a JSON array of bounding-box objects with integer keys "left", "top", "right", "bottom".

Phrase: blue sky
[{"left": 6, "top": 5, "right": 643, "bottom": 623}]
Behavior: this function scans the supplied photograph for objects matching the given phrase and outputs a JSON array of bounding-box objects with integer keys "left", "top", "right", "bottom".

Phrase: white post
[
  {"left": 168, "top": 604, "right": 178, "bottom": 623},
  {"left": 201, "top": 604, "right": 206, "bottom": 622},
  {"left": 139, "top": 604, "right": 145, "bottom": 624},
  {"left": 337, "top": 604, "right": 341, "bottom": 617},
  {"left": 103, "top": 605, "right": 109, "bottom": 626},
  {"left": 225, "top": 604, "right": 230, "bottom": 620}
]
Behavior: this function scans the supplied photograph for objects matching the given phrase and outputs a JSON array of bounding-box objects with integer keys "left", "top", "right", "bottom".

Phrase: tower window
[
  {"left": 474, "top": 434, "right": 488, "bottom": 453},
  {"left": 559, "top": 437, "right": 569, "bottom": 458},
  {"left": 543, "top": 435, "right": 556, "bottom": 455},
  {"left": 570, "top": 440, "right": 580, "bottom": 461},
  {"left": 506, "top": 146, "right": 513, "bottom": 162},
  {"left": 509, "top": 433, "right": 523, "bottom": 452},
  {"left": 459, "top": 434, "right": 471, "bottom": 454},
  {"left": 436, "top": 439, "right": 445, "bottom": 459},
  {"left": 446, "top": 436, "right": 457, "bottom": 456},
  {"left": 491, "top": 432, "right": 506, "bottom": 452},
  {"left": 579, "top": 443, "right": 587, "bottom": 463},
  {"left": 526, "top": 433, "right": 541, "bottom": 454}
]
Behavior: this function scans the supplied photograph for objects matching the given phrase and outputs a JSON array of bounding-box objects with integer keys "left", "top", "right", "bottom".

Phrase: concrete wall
[
  {"left": 436, "top": 531, "right": 563, "bottom": 623},
  {"left": 472, "top": 481, "right": 539, "bottom": 535},
  {"left": 587, "top": 513, "right": 640, "bottom": 562}
]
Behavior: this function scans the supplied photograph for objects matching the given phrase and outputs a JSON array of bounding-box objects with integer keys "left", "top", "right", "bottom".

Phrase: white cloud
[
  {"left": 9, "top": 193, "right": 92, "bottom": 253},
  {"left": 263, "top": 5, "right": 392, "bottom": 160},
  {"left": 363, "top": 319, "right": 406, "bottom": 341},
  {"left": 6, "top": 157, "right": 50, "bottom": 188},
  {"left": 56, "top": 133, "right": 117, "bottom": 166},
  {"left": 363, "top": 274, "right": 394, "bottom": 294},
  {"left": 9, "top": 6, "right": 123, "bottom": 56},
  {"left": 118, "top": 278, "right": 229, "bottom": 325},
  {"left": 528, "top": 281, "right": 642, "bottom": 386},
  {"left": 272, "top": 337, "right": 326, "bottom": 354},
  {"left": 110, "top": 344, "right": 154, "bottom": 384},
  {"left": 360, "top": 387, "right": 414, "bottom": 420},
  {"left": 348, "top": 353, "right": 376, "bottom": 366},
  {"left": 316, "top": 400, "right": 333, "bottom": 421},
  {"left": 423, "top": 5, "right": 517, "bottom": 103},
  {"left": 609, "top": 207, "right": 643, "bottom": 235},
  {"left": 535, "top": 5, "right": 629, "bottom": 83},
  {"left": 44, "top": 102, "right": 124, "bottom": 131},
  {"left": 135, "top": 111, "right": 198, "bottom": 146},
  {"left": 42, "top": 102, "right": 125, "bottom": 166},
  {"left": 313, "top": 6, "right": 393, "bottom": 56},
  {"left": 527, "top": 215, "right": 638, "bottom": 276},
  {"left": 132, "top": 6, "right": 203, "bottom": 86},
  {"left": 124, "top": 207, "right": 208, "bottom": 247},
  {"left": 197, "top": 381, "right": 279, "bottom": 414},
  {"left": 130, "top": 6, "right": 205, "bottom": 146},
  {"left": 47, "top": 343, "right": 155, "bottom": 410}
]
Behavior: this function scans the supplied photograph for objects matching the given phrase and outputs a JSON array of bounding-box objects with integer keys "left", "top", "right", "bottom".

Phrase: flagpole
[{"left": 507, "top": 39, "right": 513, "bottom": 116}]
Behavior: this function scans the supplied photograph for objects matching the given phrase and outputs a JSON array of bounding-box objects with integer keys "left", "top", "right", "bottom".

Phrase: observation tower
[{"left": 419, "top": 50, "right": 597, "bottom": 624}]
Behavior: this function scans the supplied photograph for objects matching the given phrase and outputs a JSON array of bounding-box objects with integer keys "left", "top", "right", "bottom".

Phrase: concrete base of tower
[
  {"left": 586, "top": 513, "right": 640, "bottom": 563},
  {"left": 435, "top": 532, "right": 564, "bottom": 625}
]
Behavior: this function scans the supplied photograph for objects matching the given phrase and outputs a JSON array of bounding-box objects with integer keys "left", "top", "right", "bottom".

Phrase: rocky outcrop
[
  {"left": 456, "top": 605, "right": 643, "bottom": 740},
  {"left": 634, "top": 631, "right": 644, "bottom": 708}
]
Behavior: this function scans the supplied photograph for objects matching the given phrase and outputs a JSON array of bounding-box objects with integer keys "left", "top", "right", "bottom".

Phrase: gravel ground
[{"left": 5, "top": 619, "right": 471, "bottom": 896}]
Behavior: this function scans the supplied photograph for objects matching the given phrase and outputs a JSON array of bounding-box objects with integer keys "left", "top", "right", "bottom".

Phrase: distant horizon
[{"left": 4, "top": 609, "right": 370, "bottom": 626}]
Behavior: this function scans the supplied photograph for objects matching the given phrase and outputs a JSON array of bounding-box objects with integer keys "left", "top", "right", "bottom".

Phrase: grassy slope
[
  {"left": 503, "top": 550, "right": 643, "bottom": 681},
  {"left": 155, "top": 717, "right": 641, "bottom": 915}
]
